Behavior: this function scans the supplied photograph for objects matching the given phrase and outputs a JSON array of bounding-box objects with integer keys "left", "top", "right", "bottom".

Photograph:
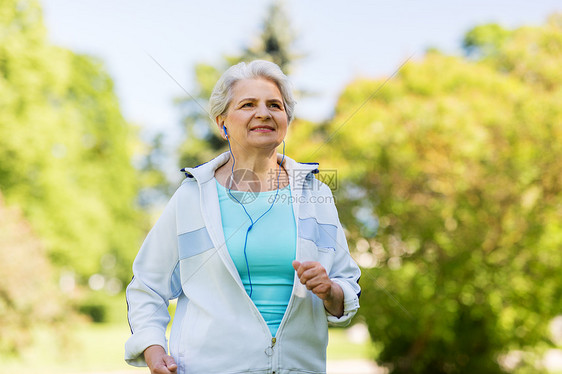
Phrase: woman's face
[{"left": 218, "top": 78, "right": 288, "bottom": 153}]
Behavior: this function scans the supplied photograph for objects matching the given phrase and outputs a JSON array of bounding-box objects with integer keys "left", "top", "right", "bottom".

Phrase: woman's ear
[{"left": 216, "top": 116, "right": 227, "bottom": 139}]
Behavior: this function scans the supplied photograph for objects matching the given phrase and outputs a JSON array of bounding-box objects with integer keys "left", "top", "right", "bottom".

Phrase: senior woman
[{"left": 125, "top": 60, "right": 361, "bottom": 374}]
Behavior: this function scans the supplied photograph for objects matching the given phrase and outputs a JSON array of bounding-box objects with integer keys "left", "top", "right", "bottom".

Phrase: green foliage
[
  {"left": 289, "top": 14, "right": 562, "bottom": 373},
  {"left": 136, "top": 131, "right": 176, "bottom": 207},
  {"left": 242, "top": 1, "right": 299, "bottom": 71},
  {"left": 464, "top": 14, "right": 562, "bottom": 90},
  {"left": 0, "top": 0, "right": 145, "bottom": 286},
  {"left": 77, "top": 291, "right": 109, "bottom": 323},
  {"left": 463, "top": 23, "right": 511, "bottom": 58},
  {"left": 177, "top": 0, "right": 301, "bottom": 168}
]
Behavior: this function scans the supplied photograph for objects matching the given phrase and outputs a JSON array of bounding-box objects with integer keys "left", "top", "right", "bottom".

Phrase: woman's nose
[{"left": 255, "top": 103, "right": 271, "bottom": 119}]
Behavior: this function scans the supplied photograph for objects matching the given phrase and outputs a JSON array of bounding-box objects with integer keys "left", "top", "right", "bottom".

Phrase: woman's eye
[
  {"left": 242, "top": 102, "right": 253, "bottom": 108},
  {"left": 270, "top": 103, "right": 282, "bottom": 109}
]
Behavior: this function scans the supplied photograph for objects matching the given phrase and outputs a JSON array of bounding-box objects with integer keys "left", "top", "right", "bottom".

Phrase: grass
[
  {"left": 0, "top": 323, "right": 144, "bottom": 374},
  {"left": 327, "top": 327, "right": 376, "bottom": 361}
]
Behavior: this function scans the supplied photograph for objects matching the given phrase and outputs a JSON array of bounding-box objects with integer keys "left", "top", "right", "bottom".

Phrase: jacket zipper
[
  {"left": 266, "top": 337, "right": 277, "bottom": 374},
  {"left": 265, "top": 337, "right": 276, "bottom": 356},
  {"left": 267, "top": 180, "right": 303, "bottom": 374}
]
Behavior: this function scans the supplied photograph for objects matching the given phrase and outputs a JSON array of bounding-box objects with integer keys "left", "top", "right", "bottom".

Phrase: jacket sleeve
[
  {"left": 322, "top": 186, "right": 361, "bottom": 327},
  {"left": 124, "top": 192, "right": 182, "bottom": 367}
]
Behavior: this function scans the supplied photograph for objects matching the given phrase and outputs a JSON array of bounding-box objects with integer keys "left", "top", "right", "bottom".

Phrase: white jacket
[{"left": 125, "top": 152, "right": 361, "bottom": 374}]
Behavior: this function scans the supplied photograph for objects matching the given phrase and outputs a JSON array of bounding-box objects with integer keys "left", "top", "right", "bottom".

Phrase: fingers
[
  {"left": 163, "top": 355, "right": 178, "bottom": 373},
  {"left": 292, "top": 260, "right": 323, "bottom": 280},
  {"left": 292, "top": 260, "right": 333, "bottom": 300},
  {"left": 292, "top": 260, "right": 300, "bottom": 271},
  {"left": 145, "top": 345, "right": 177, "bottom": 374},
  {"left": 152, "top": 356, "right": 177, "bottom": 374},
  {"left": 294, "top": 261, "right": 327, "bottom": 284}
]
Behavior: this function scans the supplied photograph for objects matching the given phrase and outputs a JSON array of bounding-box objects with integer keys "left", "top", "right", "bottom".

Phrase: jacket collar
[{"left": 181, "top": 151, "right": 319, "bottom": 190}]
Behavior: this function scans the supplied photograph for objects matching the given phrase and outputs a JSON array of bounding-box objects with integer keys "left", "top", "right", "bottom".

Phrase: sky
[{"left": 40, "top": 0, "right": 561, "bottom": 148}]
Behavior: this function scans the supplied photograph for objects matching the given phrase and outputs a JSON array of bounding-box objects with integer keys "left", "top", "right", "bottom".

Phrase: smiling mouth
[{"left": 250, "top": 126, "right": 274, "bottom": 132}]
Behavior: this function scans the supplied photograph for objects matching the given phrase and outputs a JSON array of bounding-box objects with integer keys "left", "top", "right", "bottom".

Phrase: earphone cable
[{"left": 226, "top": 136, "right": 286, "bottom": 298}]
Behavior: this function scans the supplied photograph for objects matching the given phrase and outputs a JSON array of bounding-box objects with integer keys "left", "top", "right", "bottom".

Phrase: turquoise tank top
[{"left": 215, "top": 179, "right": 296, "bottom": 336}]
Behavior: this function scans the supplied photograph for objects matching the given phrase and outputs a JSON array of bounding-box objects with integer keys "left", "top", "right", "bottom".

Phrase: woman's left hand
[{"left": 292, "top": 260, "right": 344, "bottom": 317}]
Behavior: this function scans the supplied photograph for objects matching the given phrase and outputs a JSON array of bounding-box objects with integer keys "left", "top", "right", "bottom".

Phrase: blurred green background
[{"left": 1, "top": 1, "right": 562, "bottom": 373}]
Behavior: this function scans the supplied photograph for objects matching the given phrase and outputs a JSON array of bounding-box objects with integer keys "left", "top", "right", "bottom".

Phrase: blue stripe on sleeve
[
  {"left": 298, "top": 217, "right": 337, "bottom": 251},
  {"left": 178, "top": 227, "right": 214, "bottom": 259}
]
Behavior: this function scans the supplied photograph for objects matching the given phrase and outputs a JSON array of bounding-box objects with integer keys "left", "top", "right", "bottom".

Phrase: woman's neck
[{"left": 216, "top": 148, "right": 288, "bottom": 192}]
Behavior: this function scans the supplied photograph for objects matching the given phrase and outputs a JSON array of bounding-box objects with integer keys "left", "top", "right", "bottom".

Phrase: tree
[
  {"left": 176, "top": 0, "right": 300, "bottom": 168},
  {"left": 0, "top": 0, "right": 146, "bottom": 287},
  {"left": 287, "top": 14, "right": 562, "bottom": 373},
  {"left": 464, "top": 14, "right": 562, "bottom": 90},
  {"left": 241, "top": 1, "right": 298, "bottom": 71}
]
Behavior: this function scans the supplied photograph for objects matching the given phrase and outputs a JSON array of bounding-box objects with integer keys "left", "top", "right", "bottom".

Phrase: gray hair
[{"left": 209, "top": 60, "right": 296, "bottom": 125}]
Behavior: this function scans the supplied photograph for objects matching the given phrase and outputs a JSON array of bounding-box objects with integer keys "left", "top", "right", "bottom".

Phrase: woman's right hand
[{"left": 144, "top": 345, "right": 178, "bottom": 373}]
